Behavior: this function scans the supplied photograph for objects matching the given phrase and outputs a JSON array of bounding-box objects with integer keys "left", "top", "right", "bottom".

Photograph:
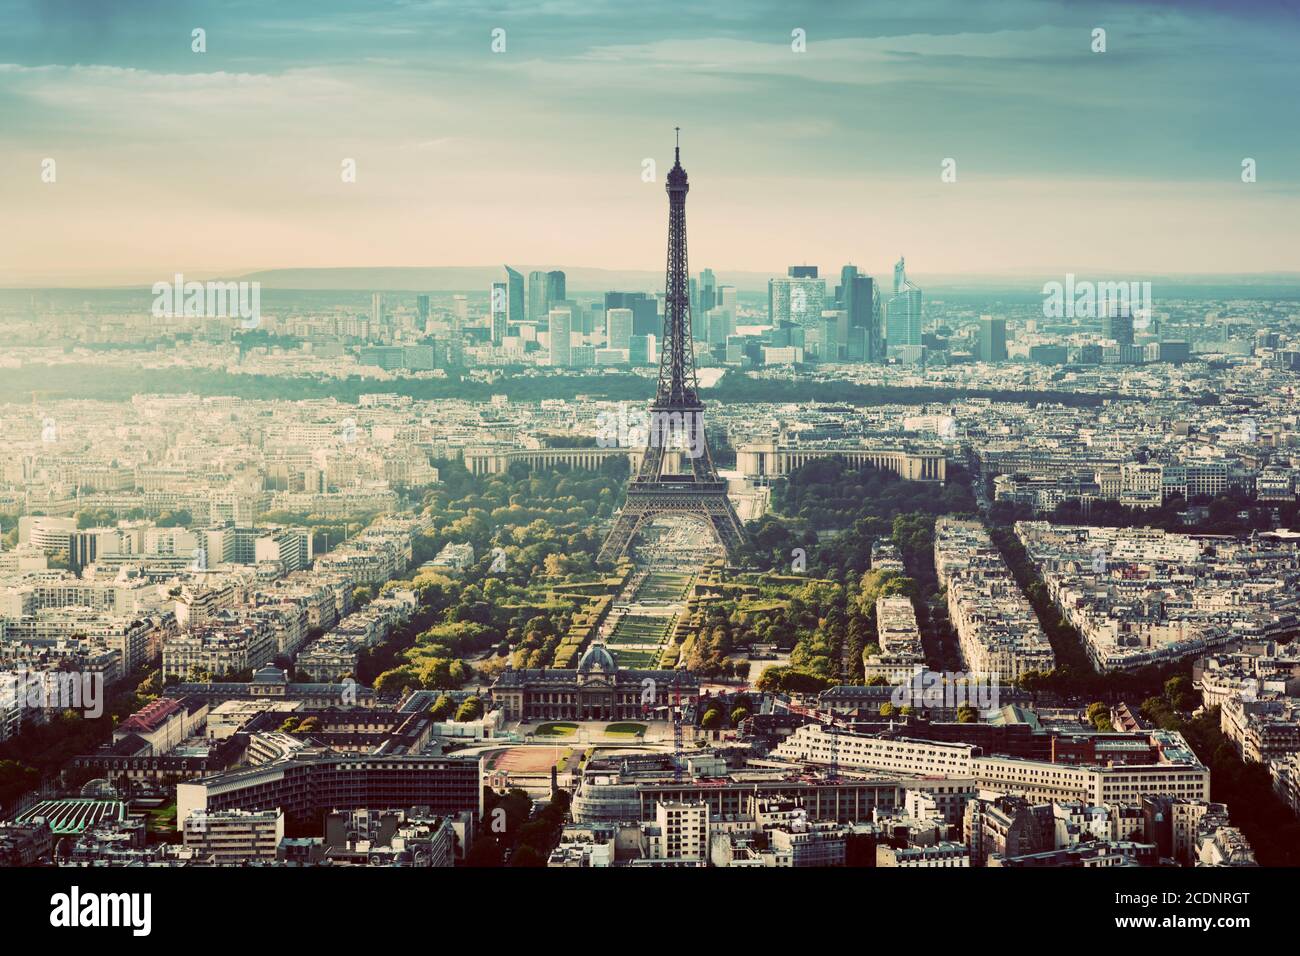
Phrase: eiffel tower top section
[{"left": 656, "top": 128, "right": 701, "bottom": 410}]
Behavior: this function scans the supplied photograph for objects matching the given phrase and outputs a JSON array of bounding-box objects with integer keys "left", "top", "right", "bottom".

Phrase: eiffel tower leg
[
  {"left": 599, "top": 489, "right": 745, "bottom": 565},
  {"left": 706, "top": 509, "right": 746, "bottom": 554},
  {"left": 598, "top": 508, "right": 647, "bottom": 565}
]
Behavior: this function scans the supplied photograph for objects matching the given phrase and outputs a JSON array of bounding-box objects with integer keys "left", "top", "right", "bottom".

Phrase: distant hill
[
  {"left": 230, "top": 266, "right": 781, "bottom": 294},
  {"left": 226, "top": 267, "right": 1300, "bottom": 299}
]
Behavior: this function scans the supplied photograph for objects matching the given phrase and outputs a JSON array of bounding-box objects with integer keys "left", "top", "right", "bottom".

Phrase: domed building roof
[{"left": 577, "top": 641, "right": 617, "bottom": 674}]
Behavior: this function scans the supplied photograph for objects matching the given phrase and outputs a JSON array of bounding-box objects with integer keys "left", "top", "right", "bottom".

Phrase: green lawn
[
  {"left": 535, "top": 722, "right": 579, "bottom": 737},
  {"left": 604, "top": 723, "right": 647, "bottom": 737},
  {"left": 609, "top": 615, "right": 670, "bottom": 645},
  {"left": 609, "top": 648, "right": 660, "bottom": 668}
]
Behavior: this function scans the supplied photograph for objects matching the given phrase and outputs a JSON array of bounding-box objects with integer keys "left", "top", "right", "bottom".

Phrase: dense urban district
[{"left": 8, "top": 176, "right": 1300, "bottom": 874}]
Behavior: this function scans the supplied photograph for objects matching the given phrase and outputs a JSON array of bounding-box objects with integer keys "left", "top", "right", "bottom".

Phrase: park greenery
[
  {"left": 721, "top": 458, "right": 977, "bottom": 691},
  {"left": 363, "top": 459, "right": 628, "bottom": 694}
]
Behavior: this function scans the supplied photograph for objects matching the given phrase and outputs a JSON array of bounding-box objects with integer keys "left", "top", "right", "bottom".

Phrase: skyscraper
[
  {"left": 694, "top": 269, "right": 715, "bottom": 343},
  {"left": 768, "top": 273, "right": 826, "bottom": 327},
  {"left": 1104, "top": 309, "right": 1135, "bottom": 345},
  {"left": 549, "top": 307, "right": 572, "bottom": 367},
  {"left": 978, "top": 315, "right": 1008, "bottom": 362},
  {"left": 839, "top": 266, "right": 876, "bottom": 361},
  {"left": 820, "top": 311, "right": 844, "bottom": 361},
  {"left": 490, "top": 282, "right": 507, "bottom": 344},
  {"left": 699, "top": 269, "right": 716, "bottom": 311},
  {"left": 527, "top": 271, "right": 548, "bottom": 323},
  {"left": 370, "top": 292, "right": 384, "bottom": 330},
  {"left": 504, "top": 265, "right": 525, "bottom": 330},
  {"left": 885, "top": 256, "right": 923, "bottom": 354},
  {"left": 606, "top": 308, "right": 633, "bottom": 350},
  {"left": 711, "top": 285, "right": 737, "bottom": 343},
  {"left": 416, "top": 294, "right": 430, "bottom": 331},
  {"left": 546, "top": 270, "right": 566, "bottom": 306},
  {"left": 603, "top": 292, "right": 657, "bottom": 338}
]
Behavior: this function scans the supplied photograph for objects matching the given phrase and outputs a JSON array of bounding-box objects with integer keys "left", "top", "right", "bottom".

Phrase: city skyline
[
  {"left": 2, "top": 0, "right": 1299, "bottom": 903},
  {"left": 3, "top": 0, "right": 1300, "bottom": 283}
]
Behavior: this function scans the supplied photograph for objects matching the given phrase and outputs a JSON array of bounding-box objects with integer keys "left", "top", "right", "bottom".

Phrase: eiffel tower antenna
[{"left": 597, "top": 130, "right": 747, "bottom": 565}]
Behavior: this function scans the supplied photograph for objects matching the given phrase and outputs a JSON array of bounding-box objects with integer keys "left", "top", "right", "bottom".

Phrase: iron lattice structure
[{"left": 597, "top": 133, "right": 747, "bottom": 564}]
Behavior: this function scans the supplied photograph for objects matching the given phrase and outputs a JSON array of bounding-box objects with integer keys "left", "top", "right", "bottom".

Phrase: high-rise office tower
[
  {"left": 549, "top": 307, "right": 572, "bottom": 367},
  {"left": 371, "top": 292, "right": 384, "bottom": 329},
  {"left": 605, "top": 292, "right": 658, "bottom": 338},
  {"left": 490, "top": 281, "right": 508, "bottom": 344},
  {"left": 838, "top": 266, "right": 876, "bottom": 361},
  {"left": 978, "top": 315, "right": 1008, "bottom": 362},
  {"left": 769, "top": 274, "right": 826, "bottom": 326},
  {"left": 696, "top": 269, "right": 717, "bottom": 343},
  {"left": 696, "top": 271, "right": 715, "bottom": 343},
  {"left": 819, "top": 311, "right": 844, "bottom": 361},
  {"left": 606, "top": 308, "right": 633, "bottom": 350},
  {"left": 546, "top": 270, "right": 566, "bottom": 306},
  {"left": 416, "top": 295, "right": 430, "bottom": 331},
  {"left": 699, "top": 269, "right": 717, "bottom": 312},
  {"left": 711, "top": 285, "right": 737, "bottom": 343},
  {"left": 527, "top": 271, "right": 548, "bottom": 323},
  {"left": 788, "top": 265, "right": 819, "bottom": 279},
  {"left": 629, "top": 334, "right": 651, "bottom": 366},
  {"left": 504, "top": 265, "right": 525, "bottom": 330},
  {"left": 551, "top": 298, "right": 587, "bottom": 335},
  {"left": 1104, "top": 309, "right": 1135, "bottom": 345},
  {"left": 885, "top": 256, "right": 923, "bottom": 352}
]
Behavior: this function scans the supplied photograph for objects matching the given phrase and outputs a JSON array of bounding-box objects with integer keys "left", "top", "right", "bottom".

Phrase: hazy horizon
[{"left": 8, "top": 265, "right": 1300, "bottom": 297}]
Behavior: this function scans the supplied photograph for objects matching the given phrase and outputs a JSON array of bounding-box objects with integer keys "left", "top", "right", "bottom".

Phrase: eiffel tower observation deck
[{"left": 597, "top": 131, "right": 747, "bottom": 565}]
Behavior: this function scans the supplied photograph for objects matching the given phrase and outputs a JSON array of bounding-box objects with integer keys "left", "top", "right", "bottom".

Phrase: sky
[{"left": 1, "top": 0, "right": 1299, "bottom": 285}]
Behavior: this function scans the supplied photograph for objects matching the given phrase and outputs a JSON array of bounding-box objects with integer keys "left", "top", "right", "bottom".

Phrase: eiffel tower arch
[{"left": 597, "top": 131, "right": 747, "bottom": 565}]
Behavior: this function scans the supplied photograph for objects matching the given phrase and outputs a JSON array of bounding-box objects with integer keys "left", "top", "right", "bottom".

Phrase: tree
[
  {"left": 956, "top": 705, "right": 978, "bottom": 723},
  {"left": 455, "top": 696, "right": 485, "bottom": 722},
  {"left": 700, "top": 709, "right": 722, "bottom": 729},
  {"left": 1164, "top": 675, "right": 1195, "bottom": 712},
  {"left": 729, "top": 707, "right": 750, "bottom": 727},
  {"left": 428, "top": 693, "right": 455, "bottom": 720},
  {"left": 1086, "top": 701, "right": 1112, "bottom": 731},
  {"left": 373, "top": 667, "right": 420, "bottom": 697}
]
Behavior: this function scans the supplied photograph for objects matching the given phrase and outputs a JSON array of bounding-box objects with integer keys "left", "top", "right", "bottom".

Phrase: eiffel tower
[{"left": 597, "top": 131, "right": 746, "bottom": 564}]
